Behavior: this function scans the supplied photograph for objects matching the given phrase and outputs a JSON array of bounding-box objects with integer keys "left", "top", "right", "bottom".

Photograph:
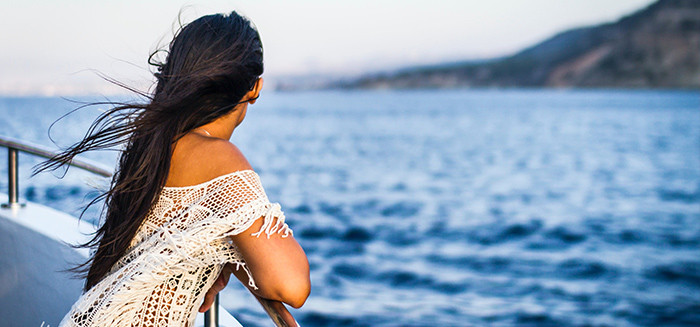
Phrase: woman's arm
[{"left": 229, "top": 216, "right": 310, "bottom": 308}]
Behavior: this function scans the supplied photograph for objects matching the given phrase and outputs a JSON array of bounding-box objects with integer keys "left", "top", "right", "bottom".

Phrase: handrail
[
  {"left": 0, "top": 135, "right": 112, "bottom": 209},
  {"left": 256, "top": 296, "right": 300, "bottom": 326},
  {"left": 0, "top": 135, "right": 299, "bottom": 327},
  {"left": 0, "top": 136, "right": 112, "bottom": 177}
]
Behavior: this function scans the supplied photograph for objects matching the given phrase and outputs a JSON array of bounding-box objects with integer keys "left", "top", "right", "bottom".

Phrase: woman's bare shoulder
[{"left": 166, "top": 134, "right": 253, "bottom": 187}]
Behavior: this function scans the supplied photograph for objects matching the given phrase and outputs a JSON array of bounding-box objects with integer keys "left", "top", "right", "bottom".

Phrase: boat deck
[{"left": 0, "top": 210, "right": 83, "bottom": 327}]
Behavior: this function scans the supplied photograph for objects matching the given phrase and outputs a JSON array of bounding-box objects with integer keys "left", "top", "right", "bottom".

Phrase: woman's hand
[
  {"left": 198, "top": 264, "right": 232, "bottom": 312},
  {"left": 199, "top": 262, "right": 302, "bottom": 327}
]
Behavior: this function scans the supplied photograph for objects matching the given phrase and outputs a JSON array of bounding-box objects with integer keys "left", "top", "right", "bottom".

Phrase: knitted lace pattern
[{"left": 59, "top": 170, "right": 292, "bottom": 327}]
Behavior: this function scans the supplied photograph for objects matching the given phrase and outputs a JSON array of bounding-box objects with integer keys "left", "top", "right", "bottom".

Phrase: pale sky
[{"left": 0, "top": 0, "right": 656, "bottom": 96}]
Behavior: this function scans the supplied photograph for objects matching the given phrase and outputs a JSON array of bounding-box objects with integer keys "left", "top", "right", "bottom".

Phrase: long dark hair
[{"left": 35, "top": 11, "right": 263, "bottom": 291}]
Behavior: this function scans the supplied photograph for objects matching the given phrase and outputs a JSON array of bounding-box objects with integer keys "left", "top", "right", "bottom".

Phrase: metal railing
[
  {"left": 0, "top": 135, "right": 299, "bottom": 327},
  {"left": 0, "top": 136, "right": 111, "bottom": 208}
]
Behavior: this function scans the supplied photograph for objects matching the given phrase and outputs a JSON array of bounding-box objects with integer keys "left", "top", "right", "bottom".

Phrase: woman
[{"left": 38, "top": 10, "right": 310, "bottom": 327}]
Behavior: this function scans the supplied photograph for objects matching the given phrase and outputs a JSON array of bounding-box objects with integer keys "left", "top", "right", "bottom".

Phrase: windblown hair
[{"left": 35, "top": 11, "right": 263, "bottom": 291}]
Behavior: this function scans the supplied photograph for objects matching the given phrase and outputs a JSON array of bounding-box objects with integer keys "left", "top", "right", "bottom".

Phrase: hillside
[{"left": 335, "top": 0, "right": 700, "bottom": 89}]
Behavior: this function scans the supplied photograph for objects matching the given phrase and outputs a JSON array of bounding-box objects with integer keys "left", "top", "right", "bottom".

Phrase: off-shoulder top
[{"left": 59, "top": 170, "right": 292, "bottom": 327}]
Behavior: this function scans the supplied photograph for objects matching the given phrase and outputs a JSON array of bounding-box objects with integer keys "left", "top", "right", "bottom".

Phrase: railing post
[
  {"left": 2, "top": 147, "right": 21, "bottom": 208},
  {"left": 204, "top": 294, "right": 219, "bottom": 327}
]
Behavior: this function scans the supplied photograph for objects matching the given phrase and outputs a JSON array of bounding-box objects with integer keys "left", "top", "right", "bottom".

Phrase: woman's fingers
[
  {"left": 199, "top": 288, "right": 217, "bottom": 312},
  {"left": 220, "top": 265, "right": 232, "bottom": 286},
  {"left": 199, "top": 267, "right": 232, "bottom": 312}
]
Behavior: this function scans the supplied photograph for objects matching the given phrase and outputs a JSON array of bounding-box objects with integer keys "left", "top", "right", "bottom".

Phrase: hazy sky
[{"left": 0, "top": 0, "right": 656, "bottom": 95}]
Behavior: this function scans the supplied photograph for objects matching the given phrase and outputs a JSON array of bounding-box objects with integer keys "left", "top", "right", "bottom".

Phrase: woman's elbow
[{"left": 277, "top": 273, "right": 311, "bottom": 308}]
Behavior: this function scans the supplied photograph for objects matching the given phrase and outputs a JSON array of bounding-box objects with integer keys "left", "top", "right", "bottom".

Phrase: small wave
[
  {"left": 513, "top": 311, "right": 564, "bottom": 327},
  {"left": 661, "top": 231, "right": 700, "bottom": 247},
  {"left": 468, "top": 219, "right": 543, "bottom": 245},
  {"left": 376, "top": 270, "right": 468, "bottom": 295},
  {"left": 326, "top": 243, "right": 365, "bottom": 256},
  {"left": 428, "top": 254, "right": 513, "bottom": 274},
  {"left": 500, "top": 219, "right": 543, "bottom": 239},
  {"left": 300, "top": 312, "right": 373, "bottom": 327},
  {"left": 612, "top": 229, "right": 645, "bottom": 243},
  {"left": 318, "top": 201, "right": 348, "bottom": 219},
  {"left": 330, "top": 262, "right": 469, "bottom": 295},
  {"left": 341, "top": 227, "right": 373, "bottom": 242},
  {"left": 596, "top": 225, "right": 699, "bottom": 248},
  {"left": 527, "top": 226, "right": 587, "bottom": 249},
  {"left": 378, "top": 270, "right": 432, "bottom": 287},
  {"left": 379, "top": 230, "right": 420, "bottom": 246},
  {"left": 546, "top": 226, "right": 587, "bottom": 244},
  {"left": 290, "top": 204, "right": 313, "bottom": 214},
  {"left": 298, "top": 226, "right": 341, "bottom": 240},
  {"left": 379, "top": 201, "right": 422, "bottom": 217},
  {"left": 350, "top": 199, "right": 380, "bottom": 215},
  {"left": 430, "top": 254, "right": 615, "bottom": 281},
  {"left": 556, "top": 258, "right": 615, "bottom": 279},
  {"left": 25, "top": 186, "right": 38, "bottom": 201},
  {"left": 332, "top": 263, "right": 369, "bottom": 278},
  {"left": 45, "top": 185, "right": 83, "bottom": 200},
  {"left": 622, "top": 298, "right": 700, "bottom": 326},
  {"left": 645, "top": 261, "right": 700, "bottom": 286},
  {"left": 657, "top": 188, "right": 699, "bottom": 203}
]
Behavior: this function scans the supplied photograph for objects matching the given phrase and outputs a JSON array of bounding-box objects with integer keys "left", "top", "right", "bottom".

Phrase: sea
[{"left": 0, "top": 89, "right": 699, "bottom": 327}]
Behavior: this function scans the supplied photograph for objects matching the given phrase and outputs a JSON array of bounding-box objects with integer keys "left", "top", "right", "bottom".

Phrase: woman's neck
[{"left": 197, "top": 103, "right": 248, "bottom": 140}]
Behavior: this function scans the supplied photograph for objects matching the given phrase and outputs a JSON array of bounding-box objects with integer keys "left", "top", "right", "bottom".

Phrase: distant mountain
[{"left": 332, "top": 0, "right": 700, "bottom": 89}]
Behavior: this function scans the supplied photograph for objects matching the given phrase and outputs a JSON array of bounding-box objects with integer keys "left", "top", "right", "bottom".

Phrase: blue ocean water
[{"left": 0, "top": 90, "right": 699, "bottom": 326}]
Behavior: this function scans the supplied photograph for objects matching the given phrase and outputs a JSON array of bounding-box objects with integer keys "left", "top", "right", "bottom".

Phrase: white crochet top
[{"left": 59, "top": 169, "right": 292, "bottom": 327}]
